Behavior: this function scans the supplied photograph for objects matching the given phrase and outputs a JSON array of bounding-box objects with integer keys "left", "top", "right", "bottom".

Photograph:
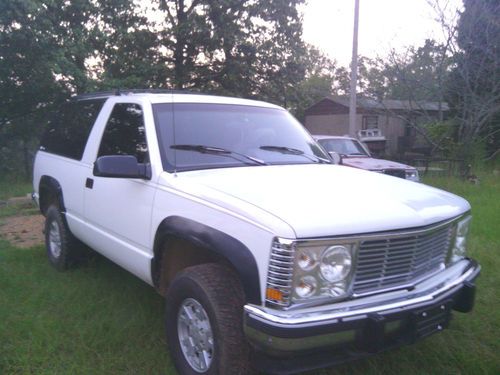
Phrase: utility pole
[{"left": 349, "top": 0, "right": 360, "bottom": 138}]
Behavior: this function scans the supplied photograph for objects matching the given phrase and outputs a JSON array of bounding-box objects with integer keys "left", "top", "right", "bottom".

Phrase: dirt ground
[
  {"left": 0, "top": 198, "right": 44, "bottom": 248},
  {"left": 0, "top": 214, "right": 45, "bottom": 248}
]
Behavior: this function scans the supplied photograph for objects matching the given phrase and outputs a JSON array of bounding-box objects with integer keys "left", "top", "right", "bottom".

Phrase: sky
[{"left": 302, "top": 0, "right": 463, "bottom": 67}]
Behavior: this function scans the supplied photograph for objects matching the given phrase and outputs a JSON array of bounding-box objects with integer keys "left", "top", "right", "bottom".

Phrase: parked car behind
[{"left": 314, "top": 135, "right": 420, "bottom": 181}]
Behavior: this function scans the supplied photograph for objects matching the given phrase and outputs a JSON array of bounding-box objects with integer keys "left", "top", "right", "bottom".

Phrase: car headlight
[
  {"left": 320, "top": 246, "right": 352, "bottom": 282},
  {"left": 292, "top": 243, "right": 356, "bottom": 304},
  {"left": 449, "top": 215, "right": 472, "bottom": 264},
  {"left": 405, "top": 169, "right": 420, "bottom": 182}
]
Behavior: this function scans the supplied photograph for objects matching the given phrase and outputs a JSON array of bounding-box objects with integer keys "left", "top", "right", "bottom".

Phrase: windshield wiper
[
  {"left": 259, "top": 145, "right": 331, "bottom": 164},
  {"left": 171, "top": 144, "right": 267, "bottom": 166}
]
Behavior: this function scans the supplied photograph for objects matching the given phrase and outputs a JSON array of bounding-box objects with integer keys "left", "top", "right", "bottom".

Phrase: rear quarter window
[{"left": 40, "top": 99, "right": 105, "bottom": 160}]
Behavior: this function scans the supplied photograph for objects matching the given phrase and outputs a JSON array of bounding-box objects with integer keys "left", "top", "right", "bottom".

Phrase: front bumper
[{"left": 244, "top": 259, "right": 480, "bottom": 374}]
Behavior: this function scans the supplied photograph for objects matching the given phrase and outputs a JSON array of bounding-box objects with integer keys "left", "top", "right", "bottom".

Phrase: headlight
[
  {"left": 292, "top": 243, "right": 356, "bottom": 304},
  {"left": 297, "top": 248, "right": 318, "bottom": 271},
  {"left": 449, "top": 215, "right": 472, "bottom": 264},
  {"left": 320, "top": 246, "right": 352, "bottom": 282},
  {"left": 405, "top": 169, "right": 420, "bottom": 182},
  {"left": 295, "top": 276, "right": 318, "bottom": 298}
]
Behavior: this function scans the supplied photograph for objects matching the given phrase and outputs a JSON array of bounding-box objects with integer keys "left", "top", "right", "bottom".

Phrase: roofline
[
  {"left": 304, "top": 96, "right": 450, "bottom": 113},
  {"left": 71, "top": 89, "right": 283, "bottom": 110},
  {"left": 72, "top": 88, "right": 200, "bottom": 100}
]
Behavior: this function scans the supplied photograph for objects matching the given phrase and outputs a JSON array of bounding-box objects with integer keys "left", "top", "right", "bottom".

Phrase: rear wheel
[
  {"left": 165, "top": 263, "right": 252, "bottom": 375},
  {"left": 44, "top": 204, "right": 83, "bottom": 270}
]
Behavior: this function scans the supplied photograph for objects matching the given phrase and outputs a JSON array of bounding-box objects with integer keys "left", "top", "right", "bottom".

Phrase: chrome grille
[
  {"left": 265, "top": 239, "right": 295, "bottom": 307},
  {"left": 353, "top": 223, "right": 453, "bottom": 295}
]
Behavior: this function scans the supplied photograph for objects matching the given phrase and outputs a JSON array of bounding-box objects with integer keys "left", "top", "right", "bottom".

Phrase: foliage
[
  {"left": 289, "top": 45, "right": 344, "bottom": 121},
  {"left": 150, "top": 0, "right": 308, "bottom": 105},
  {"left": 446, "top": 0, "right": 500, "bottom": 161},
  {"left": 424, "top": 120, "right": 460, "bottom": 157}
]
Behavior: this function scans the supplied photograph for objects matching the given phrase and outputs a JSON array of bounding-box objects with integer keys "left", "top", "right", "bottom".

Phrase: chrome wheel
[
  {"left": 177, "top": 298, "right": 214, "bottom": 373},
  {"left": 48, "top": 221, "right": 62, "bottom": 258}
]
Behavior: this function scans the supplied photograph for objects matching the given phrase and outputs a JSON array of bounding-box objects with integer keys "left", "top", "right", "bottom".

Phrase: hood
[
  {"left": 342, "top": 157, "right": 415, "bottom": 171},
  {"left": 172, "top": 164, "right": 470, "bottom": 238}
]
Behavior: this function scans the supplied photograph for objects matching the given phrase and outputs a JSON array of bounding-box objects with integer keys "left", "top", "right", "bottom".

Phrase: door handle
[{"left": 85, "top": 178, "right": 94, "bottom": 189}]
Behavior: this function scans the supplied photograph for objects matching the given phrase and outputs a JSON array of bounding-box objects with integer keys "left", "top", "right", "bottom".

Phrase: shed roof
[{"left": 309, "top": 96, "right": 449, "bottom": 113}]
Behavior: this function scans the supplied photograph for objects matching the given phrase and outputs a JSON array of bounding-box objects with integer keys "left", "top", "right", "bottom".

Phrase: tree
[
  {"left": 287, "top": 45, "right": 348, "bottom": 121},
  {"left": 0, "top": 0, "right": 102, "bottom": 176},
  {"left": 153, "top": 0, "right": 307, "bottom": 104},
  {"left": 447, "top": 0, "right": 500, "bottom": 160},
  {"left": 91, "top": 0, "right": 163, "bottom": 89}
]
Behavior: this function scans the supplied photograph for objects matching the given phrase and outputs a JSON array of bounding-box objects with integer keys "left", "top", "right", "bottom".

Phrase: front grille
[
  {"left": 265, "top": 240, "right": 295, "bottom": 307},
  {"left": 383, "top": 169, "right": 406, "bottom": 179},
  {"left": 353, "top": 223, "right": 453, "bottom": 295}
]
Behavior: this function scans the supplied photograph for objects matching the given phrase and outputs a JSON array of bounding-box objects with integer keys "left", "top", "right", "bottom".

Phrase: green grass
[
  {"left": 0, "top": 244, "right": 173, "bottom": 375},
  {"left": 0, "top": 178, "right": 38, "bottom": 218},
  {"left": 0, "top": 179, "right": 32, "bottom": 201},
  {"left": 0, "top": 174, "right": 499, "bottom": 375}
]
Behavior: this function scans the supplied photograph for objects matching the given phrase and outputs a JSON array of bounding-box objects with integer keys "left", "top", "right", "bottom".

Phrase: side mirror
[
  {"left": 328, "top": 151, "right": 343, "bottom": 165},
  {"left": 93, "top": 155, "right": 152, "bottom": 180}
]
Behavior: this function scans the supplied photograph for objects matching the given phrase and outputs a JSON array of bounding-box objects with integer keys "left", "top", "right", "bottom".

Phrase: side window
[
  {"left": 98, "top": 103, "right": 148, "bottom": 163},
  {"left": 40, "top": 99, "right": 105, "bottom": 160}
]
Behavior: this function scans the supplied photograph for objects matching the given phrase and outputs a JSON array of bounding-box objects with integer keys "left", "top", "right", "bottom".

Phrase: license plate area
[{"left": 409, "top": 299, "right": 453, "bottom": 340}]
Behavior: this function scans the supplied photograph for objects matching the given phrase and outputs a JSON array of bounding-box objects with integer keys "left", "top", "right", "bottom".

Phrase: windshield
[
  {"left": 153, "top": 103, "right": 329, "bottom": 172},
  {"left": 318, "top": 138, "right": 369, "bottom": 157}
]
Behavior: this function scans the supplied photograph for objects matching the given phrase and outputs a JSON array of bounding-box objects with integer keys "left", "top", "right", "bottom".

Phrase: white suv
[{"left": 33, "top": 91, "right": 480, "bottom": 375}]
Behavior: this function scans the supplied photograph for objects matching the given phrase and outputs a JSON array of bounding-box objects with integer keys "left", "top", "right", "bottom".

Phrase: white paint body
[{"left": 33, "top": 93, "right": 470, "bottom": 305}]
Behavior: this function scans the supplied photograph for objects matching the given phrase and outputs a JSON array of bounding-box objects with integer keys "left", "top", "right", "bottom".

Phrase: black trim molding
[
  {"left": 39, "top": 175, "right": 66, "bottom": 214},
  {"left": 152, "top": 216, "right": 262, "bottom": 305}
]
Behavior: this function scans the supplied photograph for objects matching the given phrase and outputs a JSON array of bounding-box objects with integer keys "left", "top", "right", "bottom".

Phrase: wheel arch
[
  {"left": 39, "top": 175, "right": 66, "bottom": 215},
  {"left": 152, "top": 216, "right": 261, "bottom": 305}
]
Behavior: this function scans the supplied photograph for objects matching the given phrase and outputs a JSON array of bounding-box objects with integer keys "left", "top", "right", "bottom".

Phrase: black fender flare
[
  {"left": 39, "top": 175, "right": 66, "bottom": 214},
  {"left": 152, "top": 216, "right": 262, "bottom": 305}
]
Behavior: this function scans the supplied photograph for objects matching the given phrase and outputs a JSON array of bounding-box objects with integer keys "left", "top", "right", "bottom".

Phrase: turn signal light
[{"left": 266, "top": 288, "right": 283, "bottom": 301}]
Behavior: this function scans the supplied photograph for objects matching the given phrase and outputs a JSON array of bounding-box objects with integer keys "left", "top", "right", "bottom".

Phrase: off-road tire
[
  {"left": 44, "top": 204, "right": 84, "bottom": 270},
  {"left": 165, "top": 263, "right": 253, "bottom": 375}
]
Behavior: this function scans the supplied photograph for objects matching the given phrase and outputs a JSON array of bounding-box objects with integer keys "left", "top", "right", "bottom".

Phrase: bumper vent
[
  {"left": 353, "top": 223, "right": 453, "bottom": 295},
  {"left": 265, "top": 239, "right": 295, "bottom": 307}
]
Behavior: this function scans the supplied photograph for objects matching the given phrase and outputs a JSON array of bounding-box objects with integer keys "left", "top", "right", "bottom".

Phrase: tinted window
[
  {"left": 98, "top": 103, "right": 148, "bottom": 163},
  {"left": 40, "top": 99, "right": 105, "bottom": 160},
  {"left": 153, "top": 103, "right": 328, "bottom": 172}
]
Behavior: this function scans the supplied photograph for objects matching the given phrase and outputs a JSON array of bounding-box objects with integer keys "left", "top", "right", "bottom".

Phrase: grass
[
  {"left": 0, "top": 179, "right": 32, "bottom": 201},
  {"left": 0, "top": 175, "right": 499, "bottom": 375},
  {"left": 0, "top": 243, "right": 172, "bottom": 374}
]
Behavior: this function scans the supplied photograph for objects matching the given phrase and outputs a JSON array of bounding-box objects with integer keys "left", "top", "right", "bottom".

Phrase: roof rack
[{"left": 73, "top": 88, "right": 199, "bottom": 100}]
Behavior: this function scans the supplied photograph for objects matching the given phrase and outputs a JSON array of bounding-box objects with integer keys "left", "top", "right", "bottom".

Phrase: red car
[{"left": 314, "top": 135, "right": 420, "bottom": 182}]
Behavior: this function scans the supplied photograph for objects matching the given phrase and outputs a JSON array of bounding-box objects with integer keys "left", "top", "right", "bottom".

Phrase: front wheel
[{"left": 165, "top": 263, "right": 252, "bottom": 375}]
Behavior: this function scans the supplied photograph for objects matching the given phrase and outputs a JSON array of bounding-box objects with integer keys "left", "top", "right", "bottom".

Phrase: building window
[
  {"left": 362, "top": 115, "right": 378, "bottom": 130},
  {"left": 405, "top": 124, "right": 415, "bottom": 137}
]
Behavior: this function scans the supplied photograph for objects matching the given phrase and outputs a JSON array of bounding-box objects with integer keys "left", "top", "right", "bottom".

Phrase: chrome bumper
[{"left": 244, "top": 259, "right": 480, "bottom": 372}]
